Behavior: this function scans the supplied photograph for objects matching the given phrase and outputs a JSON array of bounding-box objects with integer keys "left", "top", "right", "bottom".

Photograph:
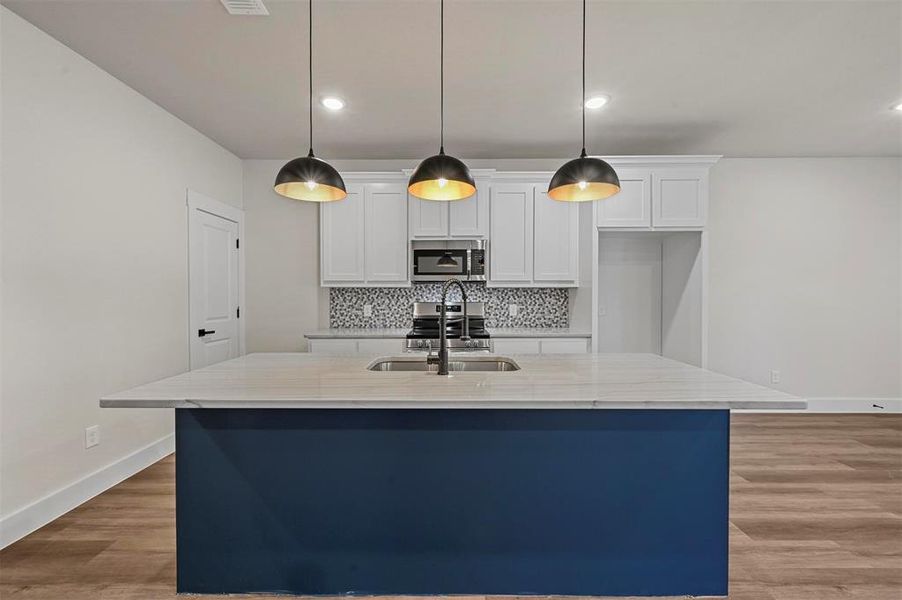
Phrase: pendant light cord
[
  {"left": 580, "top": 0, "right": 586, "bottom": 158},
  {"left": 440, "top": 0, "right": 444, "bottom": 153},
  {"left": 308, "top": 0, "right": 314, "bottom": 157}
]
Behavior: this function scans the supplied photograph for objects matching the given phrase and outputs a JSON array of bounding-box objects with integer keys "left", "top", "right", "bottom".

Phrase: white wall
[
  {"left": 243, "top": 160, "right": 327, "bottom": 352},
  {"left": 708, "top": 158, "right": 901, "bottom": 399},
  {"left": 0, "top": 7, "right": 243, "bottom": 538}
]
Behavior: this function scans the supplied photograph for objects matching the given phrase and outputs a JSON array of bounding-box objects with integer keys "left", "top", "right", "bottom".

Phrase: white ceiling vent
[{"left": 220, "top": 0, "right": 269, "bottom": 16}]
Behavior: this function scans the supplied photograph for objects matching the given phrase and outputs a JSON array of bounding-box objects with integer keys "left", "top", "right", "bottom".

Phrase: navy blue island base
[{"left": 176, "top": 408, "right": 729, "bottom": 597}]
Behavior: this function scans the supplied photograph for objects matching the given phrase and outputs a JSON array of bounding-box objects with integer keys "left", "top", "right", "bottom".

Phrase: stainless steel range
[{"left": 405, "top": 301, "right": 492, "bottom": 351}]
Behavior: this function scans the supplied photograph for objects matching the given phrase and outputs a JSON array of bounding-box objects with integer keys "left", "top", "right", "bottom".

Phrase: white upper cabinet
[
  {"left": 321, "top": 184, "right": 365, "bottom": 283},
  {"left": 595, "top": 160, "right": 715, "bottom": 230},
  {"left": 488, "top": 182, "right": 578, "bottom": 287},
  {"left": 365, "top": 183, "right": 408, "bottom": 282},
  {"left": 533, "top": 187, "right": 579, "bottom": 282},
  {"left": 408, "top": 176, "right": 489, "bottom": 239},
  {"left": 652, "top": 167, "right": 708, "bottom": 228},
  {"left": 409, "top": 197, "right": 448, "bottom": 238},
  {"left": 594, "top": 168, "right": 651, "bottom": 228},
  {"left": 321, "top": 179, "right": 409, "bottom": 287},
  {"left": 449, "top": 182, "right": 489, "bottom": 237},
  {"left": 489, "top": 183, "right": 534, "bottom": 282}
]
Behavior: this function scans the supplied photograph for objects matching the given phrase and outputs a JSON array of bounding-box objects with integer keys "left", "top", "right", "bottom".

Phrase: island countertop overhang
[{"left": 100, "top": 352, "right": 806, "bottom": 410}]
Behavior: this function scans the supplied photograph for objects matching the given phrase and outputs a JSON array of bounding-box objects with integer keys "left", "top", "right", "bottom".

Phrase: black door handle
[{"left": 198, "top": 329, "right": 216, "bottom": 337}]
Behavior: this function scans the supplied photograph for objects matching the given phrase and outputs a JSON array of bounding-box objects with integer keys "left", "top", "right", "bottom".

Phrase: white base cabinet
[
  {"left": 492, "top": 338, "right": 590, "bottom": 354},
  {"left": 309, "top": 338, "right": 405, "bottom": 355}
]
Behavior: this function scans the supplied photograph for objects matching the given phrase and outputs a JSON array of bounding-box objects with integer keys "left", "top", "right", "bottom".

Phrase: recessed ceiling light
[
  {"left": 584, "top": 95, "right": 610, "bottom": 110},
  {"left": 321, "top": 97, "right": 345, "bottom": 111},
  {"left": 893, "top": 101, "right": 902, "bottom": 112}
]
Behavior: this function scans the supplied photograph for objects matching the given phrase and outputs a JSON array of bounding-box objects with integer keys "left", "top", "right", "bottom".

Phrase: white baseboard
[
  {"left": 735, "top": 397, "right": 902, "bottom": 414},
  {"left": 0, "top": 433, "right": 174, "bottom": 549}
]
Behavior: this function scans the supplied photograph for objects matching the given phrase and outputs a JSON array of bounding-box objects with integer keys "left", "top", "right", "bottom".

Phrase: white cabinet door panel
[
  {"left": 409, "top": 196, "right": 448, "bottom": 238},
  {"left": 308, "top": 339, "right": 358, "bottom": 355},
  {"left": 492, "top": 338, "right": 541, "bottom": 354},
  {"left": 365, "top": 183, "right": 408, "bottom": 282},
  {"left": 449, "top": 184, "right": 488, "bottom": 237},
  {"left": 321, "top": 184, "right": 365, "bottom": 282},
  {"left": 540, "top": 339, "right": 589, "bottom": 354},
  {"left": 489, "top": 184, "right": 533, "bottom": 282},
  {"left": 652, "top": 168, "right": 707, "bottom": 227},
  {"left": 595, "top": 169, "right": 651, "bottom": 228},
  {"left": 357, "top": 339, "right": 404, "bottom": 355},
  {"left": 533, "top": 187, "right": 578, "bottom": 282}
]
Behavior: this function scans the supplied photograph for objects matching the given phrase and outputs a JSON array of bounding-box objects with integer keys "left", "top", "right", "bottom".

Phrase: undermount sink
[{"left": 367, "top": 356, "right": 521, "bottom": 372}]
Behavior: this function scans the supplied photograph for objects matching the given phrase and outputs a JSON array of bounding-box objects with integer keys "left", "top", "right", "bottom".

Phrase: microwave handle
[{"left": 465, "top": 248, "right": 472, "bottom": 279}]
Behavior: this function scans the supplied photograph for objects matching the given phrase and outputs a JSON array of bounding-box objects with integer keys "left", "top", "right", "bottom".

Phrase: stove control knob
[{"left": 417, "top": 340, "right": 425, "bottom": 349}]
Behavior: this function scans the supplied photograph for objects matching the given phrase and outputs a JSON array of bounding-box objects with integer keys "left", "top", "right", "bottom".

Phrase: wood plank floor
[{"left": 1, "top": 414, "right": 899, "bottom": 599}]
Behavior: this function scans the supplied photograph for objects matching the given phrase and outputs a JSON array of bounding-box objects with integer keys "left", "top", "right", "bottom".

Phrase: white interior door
[{"left": 189, "top": 201, "right": 241, "bottom": 369}]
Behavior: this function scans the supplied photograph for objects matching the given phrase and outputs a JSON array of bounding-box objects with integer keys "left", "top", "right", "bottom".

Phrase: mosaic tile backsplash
[{"left": 330, "top": 284, "right": 569, "bottom": 328}]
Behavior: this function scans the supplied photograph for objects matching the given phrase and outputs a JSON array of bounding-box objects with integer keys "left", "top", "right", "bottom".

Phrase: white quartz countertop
[
  {"left": 304, "top": 327, "right": 591, "bottom": 339},
  {"left": 101, "top": 352, "right": 805, "bottom": 411}
]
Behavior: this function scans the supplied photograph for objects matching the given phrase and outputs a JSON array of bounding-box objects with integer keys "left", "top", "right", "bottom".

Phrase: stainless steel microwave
[{"left": 410, "top": 240, "right": 487, "bottom": 282}]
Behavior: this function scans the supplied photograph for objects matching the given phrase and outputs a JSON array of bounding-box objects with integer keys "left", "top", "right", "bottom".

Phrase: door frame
[{"left": 187, "top": 189, "right": 246, "bottom": 369}]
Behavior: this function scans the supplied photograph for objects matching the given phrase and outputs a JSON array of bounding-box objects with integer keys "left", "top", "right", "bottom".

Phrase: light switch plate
[
  {"left": 363, "top": 304, "right": 372, "bottom": 317},
  {"left": 508, "top": 304, "right": 518, "bottom": 317},
  {"left": 770, "top": 370, "right": 781, "bottom": 384}
]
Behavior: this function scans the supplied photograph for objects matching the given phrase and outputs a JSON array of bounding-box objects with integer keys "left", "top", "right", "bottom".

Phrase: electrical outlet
[
  {"left": 508, "top": 304, "right": 518, "bottom": 317},
  {"left": 363, "top": 304, "right": 372, "bottom": 318},
  {"left": 598, "top": 305, "right": 607, "bottom": 316},
  {"left": 85, "top": 425, "right": 100, "bottom": 449},
  {"left": 770, "top": 370, "right": 781, "bottom": 384}
]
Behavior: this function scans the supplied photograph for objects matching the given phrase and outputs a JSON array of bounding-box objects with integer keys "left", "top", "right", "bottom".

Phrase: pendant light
[
  {"left": 408, "top": 0, "right": 476, "bottom": 201},
  {"left": 274, "top": 0, "right": 346, "bottom": 202},
  {"left": 547, "top": 0, "right": 620, "bottom": 202}
]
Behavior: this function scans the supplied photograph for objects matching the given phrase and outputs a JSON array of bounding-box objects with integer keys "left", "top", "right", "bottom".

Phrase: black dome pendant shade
[
  {"left": 547, "top": 149, "right": 620, "bottom": 202},
  {"left": 274, "top": 150, "right": 346, "bottom": 202},
  {"left": 408, "top": 148, "right": 476, "bottom": 201},
  {"left": 548, "top": 0, "right": 620, "bottom": 202},
  {"left": 273, "top": 0, "right": 346, "bottom": 203},
  {"left": 408, "top": 0, "right": 475, "bottom": 201}
]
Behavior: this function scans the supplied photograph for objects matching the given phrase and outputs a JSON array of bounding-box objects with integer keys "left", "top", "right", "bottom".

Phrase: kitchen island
[{"left": 102, "top": 353, "right": 804, "bottom": 598}]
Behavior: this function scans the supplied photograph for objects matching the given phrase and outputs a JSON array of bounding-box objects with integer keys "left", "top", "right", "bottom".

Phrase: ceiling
[{"left": 3, "top": 0, "right": 900, "bottom": 159}]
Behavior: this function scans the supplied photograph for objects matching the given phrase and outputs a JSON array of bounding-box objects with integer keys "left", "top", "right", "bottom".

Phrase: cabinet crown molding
[
  {"left": 344, "top": 159, "right": 718, "bottom": 182},
  {"left": 400, "top": 167, "right": 497, "bottom": 177}
]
